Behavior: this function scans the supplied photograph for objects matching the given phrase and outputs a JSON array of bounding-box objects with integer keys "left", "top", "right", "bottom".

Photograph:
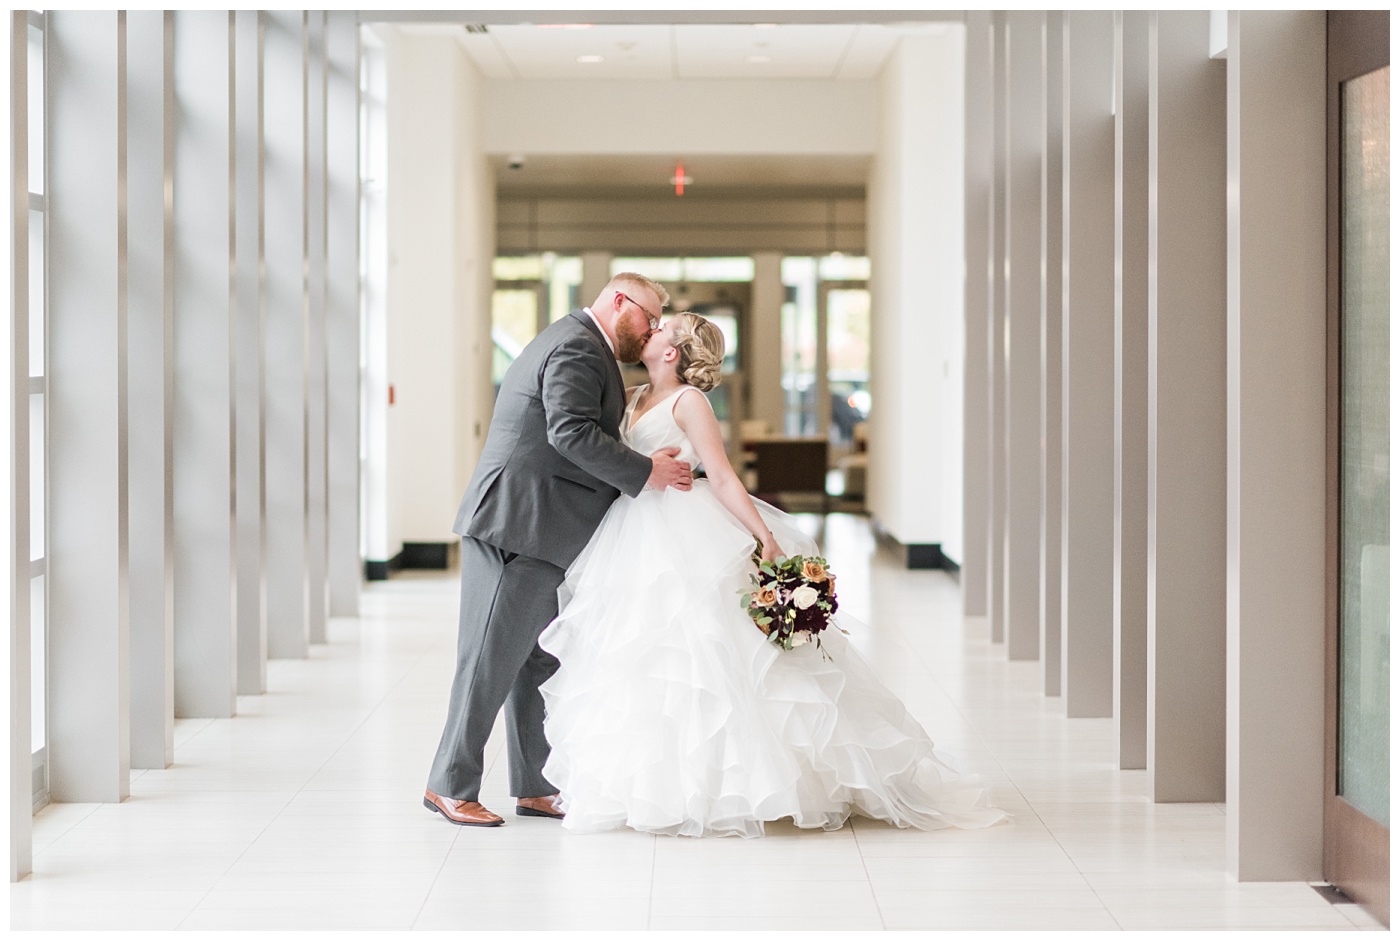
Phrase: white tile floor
[{"left": 12, "top": 515, "right": 1385, "bottom": 932}]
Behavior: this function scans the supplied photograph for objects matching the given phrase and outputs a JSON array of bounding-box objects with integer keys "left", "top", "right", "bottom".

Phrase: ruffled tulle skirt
[{"left": 537, "top": 482, "right": 1008, "bottom": 839}]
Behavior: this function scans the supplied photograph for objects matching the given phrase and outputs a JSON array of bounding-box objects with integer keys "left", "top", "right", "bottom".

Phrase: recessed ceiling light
[
  {"left": 577, "top": 55, "right": 604, "bottom": 63},
  {"left": 747, "top": 55, "right": 772, "bottom": 63}
]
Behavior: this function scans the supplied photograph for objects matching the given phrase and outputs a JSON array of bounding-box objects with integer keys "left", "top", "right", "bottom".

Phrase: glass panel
[
  {"left": 826, "top": 288, "right": 871, "bottom": 445},
  {"left": 700, "top": 384, "right": 732, "bottom": 463},
  {"left": 357, "top": 27, "right": 388, "bottom": 564},
  {"left": 680, "top": 306, "right": 739, "bottom": 375},
  {"left": 547, "top": 255, "right": 582, "bottom": 323},
  {"left": 31, "top": 573, "right": 45, "bottom": 752},
  {"left": 492, "top": 289, "right": 539, "bottom": 390},
  {"left": 29, "top": 392, "right": 44, "bottom": 562},
  {"left": 706, "top": 384, "right": 730, "bottom": 423},
  {"left": 493, "top": 256, "right": 544, "bottom": 281},
  {"left": 818, "top": 254, "right": 870, "bottom": 281},
  {"left": 29, "top": 208, "right": 43, "bottom": 377},
  {"left": 610, "top": 257, "right": 755, "bottom": 286},
  {"left": 610, "top": 257, "right": 682, "bottom": 282},
  {"left": 781, "top": 257, "right": 818, "bottom": 435},
  {"left": 1338, "top": 65, "right": 1390, "bottom": 827},
  {"left": 492, "top": 255, "right": 581, "bottom": 324},
  {"left": 27, "top": 22, "right": 43, "bottom": 196},
  {"left": 682, "top": 257, "right": 754, "bottom": 282}
]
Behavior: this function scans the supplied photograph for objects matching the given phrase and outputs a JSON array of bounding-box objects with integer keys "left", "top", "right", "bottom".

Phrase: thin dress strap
[{"left": 670, "top": 384, "right": 711, "bottom": 415}]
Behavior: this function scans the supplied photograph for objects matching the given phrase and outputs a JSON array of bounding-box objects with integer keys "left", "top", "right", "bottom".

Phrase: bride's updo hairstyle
[{"left": 669, "top": 312, "right": 725, "bottom": 393}]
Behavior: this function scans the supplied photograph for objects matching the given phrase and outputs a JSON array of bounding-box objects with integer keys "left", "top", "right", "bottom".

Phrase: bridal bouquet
[{"left": 741, "top": 549, "right": 841, "bottom": 656}]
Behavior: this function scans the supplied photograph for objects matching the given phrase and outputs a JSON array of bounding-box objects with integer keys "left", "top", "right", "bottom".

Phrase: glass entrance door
[
  {"left": 821, "top": 283, "right": 871, "bottom": 461},
  {"left": 1326, "top": 10, "right": 1389, "bottom": 926},
  {"left": 491, "top": 282, "right": 546, "bottom": 394}
]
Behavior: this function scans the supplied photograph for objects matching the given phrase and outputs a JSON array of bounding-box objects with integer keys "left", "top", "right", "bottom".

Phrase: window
[
  {"left": 780, "top": 255, "right": 870, "bottom": 445},
  {"left": 610, "top": 256, "right": 755, "bottom": 283},
  {"left": 358, "top": 26, "right": 388, "bottom": 567},
  {"left": 491, "top": 253, "right": 581, "bottom": 391},
  {"left": 26, "top": 10, "right": 48, "bottom": 807}
]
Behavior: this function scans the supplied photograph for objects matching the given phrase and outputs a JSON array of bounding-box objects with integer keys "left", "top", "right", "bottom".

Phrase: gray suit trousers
[{"left": 427, "top": 535, "right": 565, "bottom": 802}]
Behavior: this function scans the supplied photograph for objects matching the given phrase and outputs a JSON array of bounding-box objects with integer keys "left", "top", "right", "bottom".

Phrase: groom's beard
[{"left": 614, "top": 319, "right": 649, "bottom": 364}]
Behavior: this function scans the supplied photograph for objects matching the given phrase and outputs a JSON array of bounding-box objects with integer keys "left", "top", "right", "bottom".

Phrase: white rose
[
  {"left": 790, "top": 630, "right": 812, "bottom": 647},
  {"left": 792, "top": 585, "right": 820, "bottom": 610}
]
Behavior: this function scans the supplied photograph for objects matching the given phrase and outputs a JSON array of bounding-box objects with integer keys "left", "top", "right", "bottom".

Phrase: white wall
[
  {"left": 866, "top": 29, "right": 966, "bottom": 558},
  {"left": 384, "top": 29, "right": 493, "bottom": 549}
]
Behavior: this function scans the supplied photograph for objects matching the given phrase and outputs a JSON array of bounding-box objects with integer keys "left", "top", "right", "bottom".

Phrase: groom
[{"left": 424, "top": 273, "right": 692, "bottom": 826}]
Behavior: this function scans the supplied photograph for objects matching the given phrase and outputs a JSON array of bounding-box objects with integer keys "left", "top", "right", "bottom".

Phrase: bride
[{"left": 538, "top": 312, "right": 1007, "bottom": 839}]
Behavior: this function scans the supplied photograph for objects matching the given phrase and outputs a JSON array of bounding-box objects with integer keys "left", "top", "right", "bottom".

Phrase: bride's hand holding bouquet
[{"left": 741, "top": 543, "right": 843, "bottom": 657}]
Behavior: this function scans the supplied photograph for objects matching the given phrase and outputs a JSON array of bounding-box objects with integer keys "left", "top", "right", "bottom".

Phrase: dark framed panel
[{"left": 1324, "top": 9, "right": 1390, "bottom": 927}]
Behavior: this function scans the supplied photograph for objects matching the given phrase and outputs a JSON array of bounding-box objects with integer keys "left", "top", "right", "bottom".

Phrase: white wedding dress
[{"left": 538, "top": 384, "right": 1007, "bottom": 839}]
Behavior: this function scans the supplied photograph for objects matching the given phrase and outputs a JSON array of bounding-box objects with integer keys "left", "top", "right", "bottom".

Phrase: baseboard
[
  {"left": 905, "top": 543, "right": 948, "bottom": 570},
  {"left": 366, "top": 541, "right": 458, "bottom": 580},
  {"left": 401, "top": 541, "right": 454, "bottom": 570},
  {"left": 365, "top": 551, "right": 403, "bottom": 581},
  {"left": 871, "top": 518, "right": 959, "bottom": 573}
]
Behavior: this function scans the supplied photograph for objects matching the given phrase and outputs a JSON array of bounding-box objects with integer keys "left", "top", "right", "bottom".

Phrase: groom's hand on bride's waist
[{"left": 645, "top": 447, "right": 693, "bottom": 491}]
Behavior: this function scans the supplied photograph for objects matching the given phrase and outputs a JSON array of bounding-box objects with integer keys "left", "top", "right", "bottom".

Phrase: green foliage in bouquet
[{"left": 739, "top": 546, "right": 842, "bottom": 657}]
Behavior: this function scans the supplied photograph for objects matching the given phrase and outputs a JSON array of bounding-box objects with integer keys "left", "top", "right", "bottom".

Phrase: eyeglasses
[{"left": 616, "top": 291, "right": 661, "bottom": 331}]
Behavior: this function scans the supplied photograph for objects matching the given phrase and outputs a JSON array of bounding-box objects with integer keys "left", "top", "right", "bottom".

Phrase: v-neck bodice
[{"left": 622, "top": 384, "right": 703, "bottom": 470}]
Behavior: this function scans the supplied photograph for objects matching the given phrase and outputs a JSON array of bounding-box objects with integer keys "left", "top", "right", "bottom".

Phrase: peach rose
[
  {"left": 801, "top": 560, "right": 828, "bottom": 582},
  {"left": 754, "top": 585, "right": 779, "bottom": 607}
]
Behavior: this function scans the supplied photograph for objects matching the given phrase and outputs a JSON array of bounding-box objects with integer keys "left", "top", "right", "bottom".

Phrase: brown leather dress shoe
[
  {"left": 423, "top": 788, "right": 504, "bottom": 827},
  {"left": 515, "top": 794, "right": 565, "bottom": 819}
]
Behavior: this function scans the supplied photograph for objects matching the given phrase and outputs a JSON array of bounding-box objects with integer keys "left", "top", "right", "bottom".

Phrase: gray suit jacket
[{"left": 452, "top": 309, "right": 652, "bottom": 570}]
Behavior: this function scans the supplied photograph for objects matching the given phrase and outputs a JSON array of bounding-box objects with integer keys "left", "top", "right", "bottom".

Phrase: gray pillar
[
  {"left": 749, "top": 253, "right": 783, "bottom": 435},
  {"left": 126, "top": 10, "right": 174, "bottom": 766},
  {"left": 7, "top": 9, "right": 34, "bottom": 881},
  {"left": 1004, "top": 12, "right": 1042, "bottom": 661},
  {"left": 46, "top": 10, "right": 130, "bottom": 800},
  {"left": 1225, "top": 9, "right": 1327, "bottom": 881},
  {"left": 1060, "top": 11, "right": 1116, "bottom": 718},
  {"left": 171, "top": 11, "right": 236, "bottom": 719},
  {"left": 326, "top": 11, "right": 360, "bottom": 618},
  {"left": 988, "top": 12, "right": 1007, "bottom": 646},
  {"left": 962, "top": 9, "right": 992, "bottom": 620},
  {"left": 264, "top": 11, "right": 308, "bottom": 659},
  {"left": 1146, "top": 11, "right": 1227, "bottom": 803},
  {"left": 305, "top": 11, "right": 328, "bottom": 646},
  {"left": 233, "top": 10, "right": 265, "bottom": 695},
  {"left": 1113, "top": 9, "right": 1149, "bottom": 771},
  {"left": 1039, "top": 10, "right": 1064, "bottom": 695}
]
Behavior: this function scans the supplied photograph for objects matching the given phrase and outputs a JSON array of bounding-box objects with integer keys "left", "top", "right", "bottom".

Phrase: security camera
[{"left": 507, "top": 155, "right": 526, "bottom": 170}]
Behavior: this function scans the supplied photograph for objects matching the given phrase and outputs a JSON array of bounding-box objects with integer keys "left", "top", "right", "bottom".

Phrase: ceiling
[
  {"left": 370, "top": 13, "right": 962, "bottom": 195},
  {"left": 398, "top": 21, "right": 957, "bottom": 82}
]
